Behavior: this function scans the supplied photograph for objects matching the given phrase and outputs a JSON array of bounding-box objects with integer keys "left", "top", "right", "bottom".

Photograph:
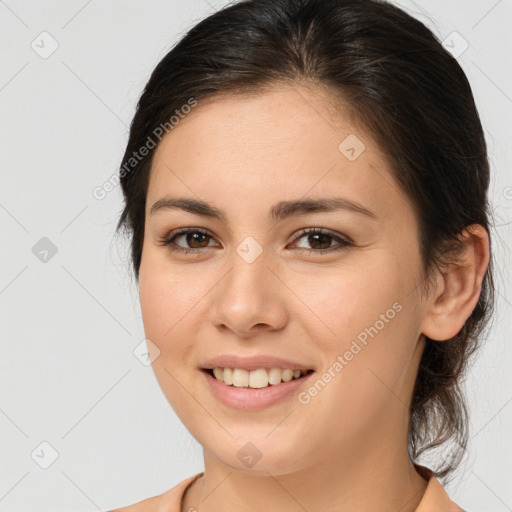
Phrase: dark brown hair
[{"left": 115, "top": 0, "right": 495, "bottom": 480}]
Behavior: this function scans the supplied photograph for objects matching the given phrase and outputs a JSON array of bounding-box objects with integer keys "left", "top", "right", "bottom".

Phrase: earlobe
[{"left": 420, "top": 224, "right": 490, "bottom": 342}]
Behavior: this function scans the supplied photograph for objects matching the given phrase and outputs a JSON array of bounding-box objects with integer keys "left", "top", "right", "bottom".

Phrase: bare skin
[{"left": 110, "top": 83, "right": 489, "bottom": 512}]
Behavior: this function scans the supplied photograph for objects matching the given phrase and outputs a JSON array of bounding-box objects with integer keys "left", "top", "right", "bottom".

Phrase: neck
[{"left": 182, "top": 434, "right": 428, "bottom": 512}]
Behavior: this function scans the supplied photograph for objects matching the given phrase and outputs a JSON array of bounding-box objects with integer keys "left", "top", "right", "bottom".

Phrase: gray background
[{"left": 0, "top": 0, "right": 510, "bottom": 510}]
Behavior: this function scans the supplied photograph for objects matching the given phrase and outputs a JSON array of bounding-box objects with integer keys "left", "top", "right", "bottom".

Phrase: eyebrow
[{"left": 149, "top": 196, "right": 377, "bottom": 222}]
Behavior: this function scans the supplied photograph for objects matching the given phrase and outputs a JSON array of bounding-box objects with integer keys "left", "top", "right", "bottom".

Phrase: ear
[{"left": 420, "top": 224, "right": 490, "bottom": 341}]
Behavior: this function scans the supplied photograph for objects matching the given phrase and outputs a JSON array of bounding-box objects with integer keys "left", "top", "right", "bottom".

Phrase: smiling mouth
[{"left": 202, "top": 368, "right": 315, "bottom": 389}]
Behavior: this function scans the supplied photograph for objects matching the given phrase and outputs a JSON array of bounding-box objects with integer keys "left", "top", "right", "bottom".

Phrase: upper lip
[{"left": 200, "top": 354, "right": 314, "bottom": 372}]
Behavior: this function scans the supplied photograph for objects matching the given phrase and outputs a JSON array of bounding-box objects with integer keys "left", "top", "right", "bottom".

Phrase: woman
[{"left": 110, "top": 0, "right": 494, "bottom": 510}]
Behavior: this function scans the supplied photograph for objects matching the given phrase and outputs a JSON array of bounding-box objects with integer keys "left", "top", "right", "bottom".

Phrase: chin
[{"left": 205, "top": 437, "right": 309, "bottom": 476}]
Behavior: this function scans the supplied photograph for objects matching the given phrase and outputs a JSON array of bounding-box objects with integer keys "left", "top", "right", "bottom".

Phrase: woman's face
[{"left": 138, "top": 84, "right": 431, "bottom": 475}]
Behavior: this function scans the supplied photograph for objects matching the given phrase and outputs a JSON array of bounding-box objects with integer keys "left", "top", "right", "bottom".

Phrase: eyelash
[{"left": 156, "top": 227, "right": 353, "bottom": 255}]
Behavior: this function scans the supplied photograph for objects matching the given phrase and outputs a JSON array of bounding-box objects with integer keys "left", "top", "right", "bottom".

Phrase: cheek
[
  {"left": 138, "top": 258, "right": 200, "bottom": 366},
  {"left": 139, "top": 252, "right": 204, "bottom": 338},
  {"left": 291, "top": 260, "right": 406, "bottom": 345},
  {"left": 138, "top": 263, "right": 205, "bottom": 417},
  {"left": 293, "top": 260, "right": 420, "bottom": 420}
]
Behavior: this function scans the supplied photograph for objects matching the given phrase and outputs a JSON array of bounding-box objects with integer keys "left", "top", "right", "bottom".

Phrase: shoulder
[
  {"left": 414, "top": 466, "right": 466, "bottom": 512},
  {"left": 106, "top": 473, "right": 204, "bottom": 512}
]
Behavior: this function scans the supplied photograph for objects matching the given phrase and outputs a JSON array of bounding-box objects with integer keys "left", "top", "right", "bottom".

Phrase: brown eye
[
  {"left": 291, "top": 228, "right": 353, "bottom": 254},
  {"left": 306, "top": 232, "right": 332, "bottom": 250},
  {"left": 158, "top": 228, "right": 218, "bottom": 253},
  {"left": 181, "top": 231, "right": 211, "bottom": 248}
]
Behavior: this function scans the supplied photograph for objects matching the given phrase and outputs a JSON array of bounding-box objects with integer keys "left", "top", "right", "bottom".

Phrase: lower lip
[{"left": 201, "top": 369, "right": 315, "bottom": 411}]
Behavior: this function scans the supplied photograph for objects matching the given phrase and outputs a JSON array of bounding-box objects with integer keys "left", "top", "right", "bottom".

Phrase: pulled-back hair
[{"left": 115, "top": 0, "right": 496, "bottom": 479}]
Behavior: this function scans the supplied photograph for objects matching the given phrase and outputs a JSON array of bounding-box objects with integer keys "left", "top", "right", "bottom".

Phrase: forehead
[
  {"left": 152, "top": 84, "right": 365, "bottom": 161},
  {"left": 146, "top": 85, "right": 408, "bottom": 223}
]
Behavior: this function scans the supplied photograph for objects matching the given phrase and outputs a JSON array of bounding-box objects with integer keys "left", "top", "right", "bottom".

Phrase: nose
[{"left": 208, "top": 247, "right": 288, "bottom": 339}]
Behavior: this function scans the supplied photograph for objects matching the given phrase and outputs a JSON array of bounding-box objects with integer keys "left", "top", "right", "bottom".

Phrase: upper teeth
[{"left": 212, "top": 368, "right": 307, "bottom": 388}]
